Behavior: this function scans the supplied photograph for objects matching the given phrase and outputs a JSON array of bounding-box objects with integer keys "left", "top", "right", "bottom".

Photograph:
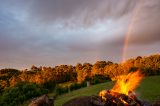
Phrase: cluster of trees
[
  {"left": 121, "top": 54, "right": 160, "bottom": 75},
  {"left": 0, "top": 65, "right": 77, "bottom": 90},
  {"left": 76, "top": 61, "right": 113, "bottom": 82},
  {"left": 0, "top": 54, "right": 160, "bottom": 92}
]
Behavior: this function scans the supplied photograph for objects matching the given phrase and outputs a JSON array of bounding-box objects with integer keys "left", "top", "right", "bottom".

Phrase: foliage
[
  {"left": 0, "top": 68, "right": 21, "bottom": 88},
  {"left": 0, "top": 82, "right": 48, "bottom": 106},
  {"left": 91, "top": 74, "right": 111, "bottom": 84},
  {"left": 70, "top": 82, "right": 86, "bottom": 91},
  {"left": 41, "top": 80, "right": 56, "bottom": 92},
  {"left": 76, "top": 63, "right": 92, "bottom": 82},
  {"left": 55, "top": 85, "right": 68, "bottom": 95},
  {"left": 55, "top": 81, "right": 86, "bottom": 95}
]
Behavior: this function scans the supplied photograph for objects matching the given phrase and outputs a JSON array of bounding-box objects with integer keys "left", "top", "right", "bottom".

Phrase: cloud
[
  {"left": 27, "top": 0, "right": 138, "bottom": 26},
  {"left": 0, "top": 0, "right": 160, "bottom": 69},
  {"left": 25, "top": 0, "right": 160, "bottom": 45}
]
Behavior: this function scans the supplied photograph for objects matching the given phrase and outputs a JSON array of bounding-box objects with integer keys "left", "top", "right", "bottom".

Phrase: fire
[
  {"left": 111, "top": 70, "right": 143, "bottom": 95},
  {"left": 98, "top": 70, "right": 144, "bottom": 105}
]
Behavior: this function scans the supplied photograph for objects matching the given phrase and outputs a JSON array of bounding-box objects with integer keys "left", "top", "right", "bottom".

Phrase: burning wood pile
[
  {"left": 91, "top": 70, "right": 148, "bottom": 106},
  {"left": 93, "top": 90, "right": 145, "bottom": 106}
]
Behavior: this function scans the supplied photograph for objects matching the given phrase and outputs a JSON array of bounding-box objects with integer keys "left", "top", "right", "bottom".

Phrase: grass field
[{"left": 51, "top": 75, "right": 160, "bottom": 106}]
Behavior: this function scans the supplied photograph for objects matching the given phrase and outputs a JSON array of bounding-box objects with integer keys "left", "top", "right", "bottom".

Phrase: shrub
[
  {"left": 41, "top": 80, "right": 56, "bottom": 92},
  {"left": 55, "top": 85, "right": 68, "bottom": 95},
  {"left": 91, "top": 74, "right": 111, "bottom": 85},
  {"left": 70, "top": 82, "right": 81, "bottom": 91},
  {"left": 80, "top": 81, "right": 87, "bottom": 87},
  {"left": 0, "top": 82, "right": 48, "bottom": 106}
]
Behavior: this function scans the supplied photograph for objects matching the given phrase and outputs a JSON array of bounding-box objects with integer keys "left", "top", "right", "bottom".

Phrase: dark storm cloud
[
  {"left": 27, "top": 0, "right": 160, "bottom": 44},
  {"left": 0, "top": 0, "right": 160, "bottom": 69},
  {"left": 29, "top": 0, "right": 137, "bottom": 25}
]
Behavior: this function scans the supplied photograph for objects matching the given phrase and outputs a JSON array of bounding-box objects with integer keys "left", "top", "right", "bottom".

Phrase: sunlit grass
[{"left": 136, "top": 76, "right": 160, "bottom": 101}]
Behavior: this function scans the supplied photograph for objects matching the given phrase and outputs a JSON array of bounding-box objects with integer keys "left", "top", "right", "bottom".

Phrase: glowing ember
[{"left": 111, "top": 70, "right": 143, "bottom": 95}]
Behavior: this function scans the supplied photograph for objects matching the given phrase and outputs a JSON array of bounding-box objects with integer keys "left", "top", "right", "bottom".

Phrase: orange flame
[{"left": 111, "top": 70, "right": 143, "bottom": 95}]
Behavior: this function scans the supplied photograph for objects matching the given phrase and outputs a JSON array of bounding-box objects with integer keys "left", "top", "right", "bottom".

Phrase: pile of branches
[{"left": 91, "top": 90, "right": 150, "bottom": 106}]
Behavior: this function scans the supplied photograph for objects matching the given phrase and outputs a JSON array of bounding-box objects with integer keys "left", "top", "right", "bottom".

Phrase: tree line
[{"left": 0, "top": 54, "right": 160, "bottom": 90}]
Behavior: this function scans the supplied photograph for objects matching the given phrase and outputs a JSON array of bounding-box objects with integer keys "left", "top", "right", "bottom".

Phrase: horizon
[
  {"left": 0, "top": 0, "right": 160, "bottom": 69},
  {"left": 0, "top": 53, "right": 159, "bottom": 70}
]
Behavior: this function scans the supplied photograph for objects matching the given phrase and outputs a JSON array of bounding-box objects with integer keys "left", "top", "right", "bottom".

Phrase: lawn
[{"left": 52, "top": 75, "right": 160, "bottom": 106}]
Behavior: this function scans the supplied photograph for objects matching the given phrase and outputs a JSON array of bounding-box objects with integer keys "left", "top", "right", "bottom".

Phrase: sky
[{"left": 0, "top": 0, "right": 160, "bottom": 69}]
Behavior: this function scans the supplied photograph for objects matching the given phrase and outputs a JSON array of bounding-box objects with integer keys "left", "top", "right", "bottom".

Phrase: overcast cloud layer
[{"left": 0, "top": 0, "right": 160, "bottom": 69}]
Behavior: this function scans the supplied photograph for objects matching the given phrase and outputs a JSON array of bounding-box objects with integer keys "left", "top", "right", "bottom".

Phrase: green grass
[
  {"left": 51, "top": 75, "right": 160, "bottom": 106},
  {"left": 136, "top": 76, "right": 160, "bottom": 101}
]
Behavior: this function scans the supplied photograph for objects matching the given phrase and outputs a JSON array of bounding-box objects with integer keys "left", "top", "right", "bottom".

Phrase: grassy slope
[
  {"left": 51, "top": 75, "right": 160, "bottom": 106},
  {"left": 137, "top": 75, "right": 160, "bottom": 101}
]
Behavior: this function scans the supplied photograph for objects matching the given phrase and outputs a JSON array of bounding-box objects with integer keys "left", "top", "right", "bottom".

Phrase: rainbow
[{"left": 122, "top": 0, "right": 143, "bottom": 62}]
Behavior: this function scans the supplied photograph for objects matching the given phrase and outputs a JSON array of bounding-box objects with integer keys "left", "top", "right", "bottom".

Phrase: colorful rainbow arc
[{"left": 122, "top": 0, "right": 143, "bottom": 62}]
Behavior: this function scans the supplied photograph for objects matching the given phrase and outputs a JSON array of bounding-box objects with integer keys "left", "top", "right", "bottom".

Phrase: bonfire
[{"left": 98, "top": 70, "right": 145, "bottom": 106}]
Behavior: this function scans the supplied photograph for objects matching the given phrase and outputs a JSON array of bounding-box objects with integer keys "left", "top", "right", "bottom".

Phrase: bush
[
  {"left": 80, "top": 81, "right": 87, "bottom": 87},
  {"left": 41, "top": 80, "right": 56, "bottom": 92},
  {"left": 70, "top": 82, "right": 81, "bottom": 91},
  {"left": 91, "top": 74, "right": 111, "bottom": 85},
  {"left": 55, "top": 85, "right": 68, "bottom": 95},
  {"left": 55, "top": 81, "right": 87, "bottom": 95},
  {"left": 0, "top": 82, "right": 48, "bottom": 106}
]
